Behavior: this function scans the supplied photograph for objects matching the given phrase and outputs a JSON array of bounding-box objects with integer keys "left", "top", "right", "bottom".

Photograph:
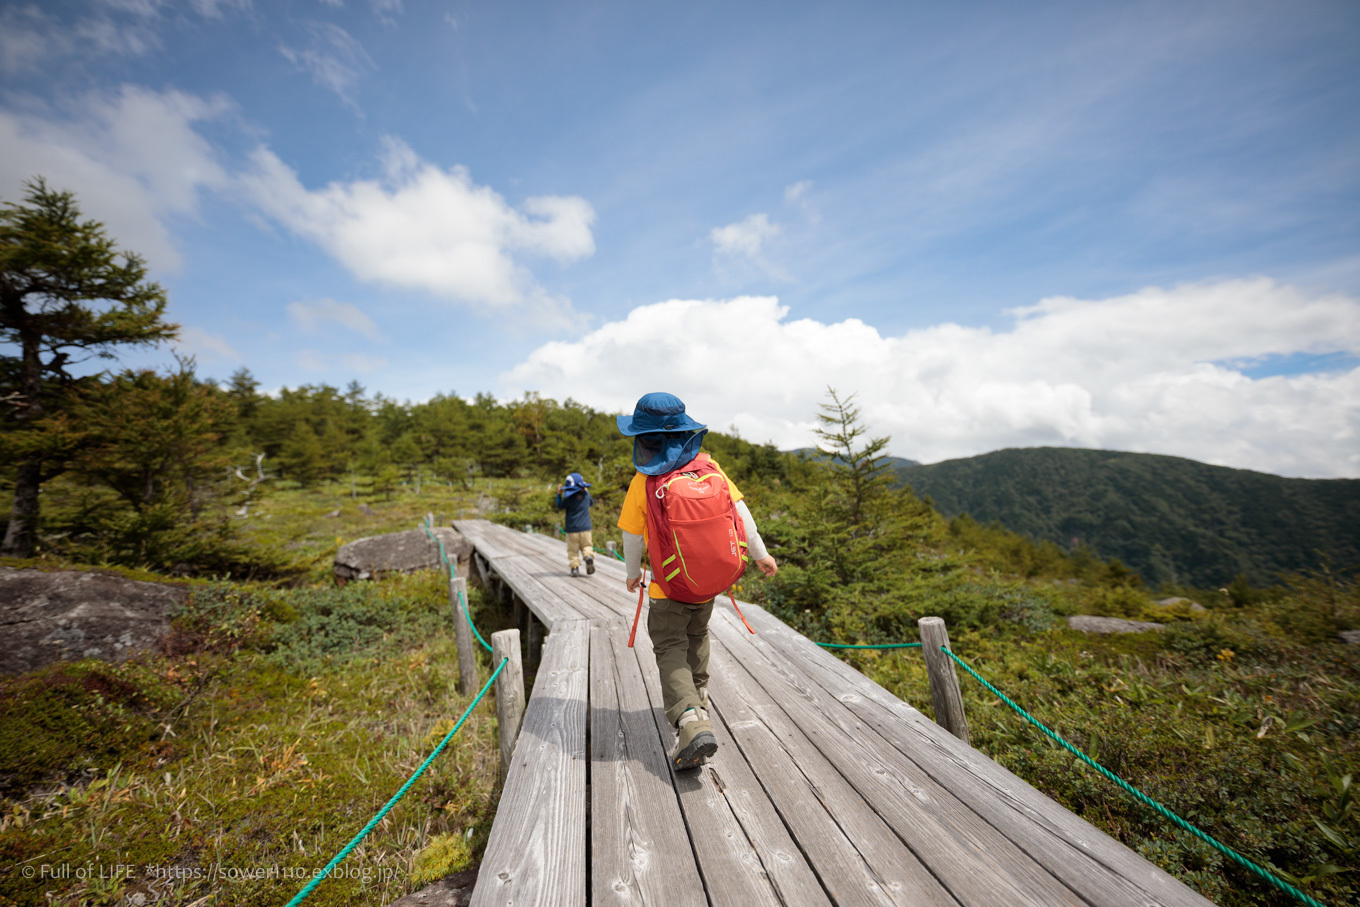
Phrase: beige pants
[{"left": 566, "top": 530, "right": 594, "bottom": 569}]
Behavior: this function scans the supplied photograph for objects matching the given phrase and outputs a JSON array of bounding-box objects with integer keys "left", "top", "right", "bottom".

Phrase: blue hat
[
  {"left": 562, "top": 472, "right": 590, "bottom": 496},
  {"left": 616, "top": 392, "right": 707, "bottom": 437}
]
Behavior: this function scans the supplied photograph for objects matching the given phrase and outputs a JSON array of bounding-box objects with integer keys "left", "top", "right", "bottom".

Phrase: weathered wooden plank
[
  {"left": 707, "top": 638, "right": 960, "bottom": 907},
  {"left": 726, "top": 603, "right": 1212, "bottom": 907},
  {"left": 711, "top": 625, "right": 1080, "bottom": 907},
  {"left": 472, "top": 620, "right": 589, "bottom": 907},
  {"left": 700, "top": 695, "right": 835, "bottom": 907},
  {"left": 488, "top": 556, "right": 583, "bottom": 624},
  {"left": 522, "top": 562, "right": 625, "bottom": 625},
  {"left": 453, "top": 520, "right": 527, "bottom": 560},
  {"left": 590, "top": 626, "right": 706, "bottom": 906},
  {"left": 629, "top": 620, "right": 790, "bottom": 906}
]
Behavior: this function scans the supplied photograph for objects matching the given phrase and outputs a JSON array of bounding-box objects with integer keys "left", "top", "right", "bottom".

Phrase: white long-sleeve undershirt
[{"left": 624, "top": 499, "right": 769, "bottom": 582}]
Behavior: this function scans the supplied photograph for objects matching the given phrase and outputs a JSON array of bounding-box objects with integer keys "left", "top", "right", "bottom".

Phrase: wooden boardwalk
[{"left": 456, "top": 519, "right": 1212, "bottom": 907}]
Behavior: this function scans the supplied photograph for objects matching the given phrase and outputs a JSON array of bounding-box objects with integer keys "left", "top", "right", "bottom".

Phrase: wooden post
[
  {"left": 918, "top": 616, "right": 970, "bottom": 744},
  {"left": 606, "top": 540, "right": 616, "bottom": 557},
  {"left": 450, "top": 575, "right": 479, "bottom": 695},
  {"left": 491, "top": 629, "right": 524, "bottom": 785}
]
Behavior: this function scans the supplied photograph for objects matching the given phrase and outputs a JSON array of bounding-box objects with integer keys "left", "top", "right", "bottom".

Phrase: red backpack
[{"left": 644, "top": 453, "right": 749, "bottom": 602}]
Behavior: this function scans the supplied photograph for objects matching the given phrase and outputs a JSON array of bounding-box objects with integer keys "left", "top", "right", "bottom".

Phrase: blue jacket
[{"left": 555, "top": 490, "right": 594, "bottom": 533}]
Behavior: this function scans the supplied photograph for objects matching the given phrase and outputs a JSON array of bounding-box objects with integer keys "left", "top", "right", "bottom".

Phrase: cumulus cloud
[
  {"left": 0, "top": 85, "right": 231, "bottom": 270},
  {"left": 286, "top": 298, "right": 383, "bottom": 341},
  {"left": 711, "top": 213, "right": 779, "bottom": 259},
  {"left": 505, "top": 279, "right": 1360, "bottom": 478},
  {"left": 279, "top": 22, "right": 373, "bottom": 108},
  {"left": 710, "top": 212, "right": 786, "bottom": 281},
  {"left": 240, "top": 137, "right": 595, "bottom": 323}
]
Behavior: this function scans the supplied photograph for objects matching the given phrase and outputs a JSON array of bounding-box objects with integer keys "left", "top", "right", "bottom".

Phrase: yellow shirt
[{"left": 617, "top": 457, "right": 743, "bottom": 599}]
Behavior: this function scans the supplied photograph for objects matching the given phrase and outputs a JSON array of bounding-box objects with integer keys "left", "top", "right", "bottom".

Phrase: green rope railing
[
  {"left": 420, "top": 520, "right": 493, "bottom": 654},
  {"left": 940, "top": 646, "right": 1327, "bottom": 907},
  {"left": 286, "top": 656, "right": 507, "bottom": 905},
  {"left": 288, "top": 521, "right": 507, "bottom": 904}
]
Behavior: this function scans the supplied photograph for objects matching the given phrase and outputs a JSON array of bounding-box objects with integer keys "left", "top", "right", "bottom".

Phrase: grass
[
  {"left": 843, "top": 598, "right": 1360, "bottom": 906},
  {"left": 0, "top": 483, "right": 521, "bottom": 906}
]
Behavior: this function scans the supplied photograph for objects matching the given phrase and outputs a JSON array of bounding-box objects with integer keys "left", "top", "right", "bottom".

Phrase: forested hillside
[{"left": 898, "top": 447, "right": 1360, "bottom": 588}]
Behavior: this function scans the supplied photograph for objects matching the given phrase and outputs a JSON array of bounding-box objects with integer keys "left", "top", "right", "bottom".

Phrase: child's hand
[
  {"left": 754, "top": 556, "right": 778, "bottom": 578},
  {"left": 626, "top": 575, "right": 642, "bottom": 593}
]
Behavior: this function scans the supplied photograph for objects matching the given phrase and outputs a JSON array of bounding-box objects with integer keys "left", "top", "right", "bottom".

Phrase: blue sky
[{"left": 2, "top": 0, "right": 1358, "bottom": 476}]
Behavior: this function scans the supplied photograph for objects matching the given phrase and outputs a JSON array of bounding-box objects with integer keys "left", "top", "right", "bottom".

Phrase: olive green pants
[{"left": 647, "top": 595, "right": 714, "bottom": 727}]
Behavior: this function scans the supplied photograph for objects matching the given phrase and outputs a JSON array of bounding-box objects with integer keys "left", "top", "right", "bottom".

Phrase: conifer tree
[{"left": 1, "top": 179, "right": 175, "bottom": 557}]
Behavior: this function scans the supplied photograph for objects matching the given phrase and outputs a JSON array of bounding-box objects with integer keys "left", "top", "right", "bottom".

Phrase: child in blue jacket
[{"left": 555, "top": 472, "right": 595, "bottom": 577}]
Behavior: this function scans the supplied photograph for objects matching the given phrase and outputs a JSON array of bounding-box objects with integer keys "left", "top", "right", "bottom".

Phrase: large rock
[
  {"left": 385, "top": 869, "right": 477, "bottom": 906},
  {"left": 0, "top": 568, "right": 186, "bottom": 675},
  {"left": 1341, "top": 629, "right": 1360, "bottom": 645},
  {"left": 334, "top": 528, "right": 472, "bottom": 582},
  {"left": 1066, "top": 615, "right": 1166, "bottom": 635}
]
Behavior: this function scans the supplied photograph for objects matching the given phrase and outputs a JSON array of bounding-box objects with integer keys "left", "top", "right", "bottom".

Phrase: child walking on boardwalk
[
  {"left": 616, "top": 392, "right": 778, "bottom": 769},
  {"left": 556, "top": 472, "right": 595, "bottom": 577}
]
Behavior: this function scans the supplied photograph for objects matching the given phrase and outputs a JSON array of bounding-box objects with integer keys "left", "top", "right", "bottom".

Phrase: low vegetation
[{"left": 0, "top": 486, "right": 520, "bottom": 905}]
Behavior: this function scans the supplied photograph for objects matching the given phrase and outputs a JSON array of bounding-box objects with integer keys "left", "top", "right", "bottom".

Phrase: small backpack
[{"left": 644, "top": 453, "right": 749, "bottom": 602}]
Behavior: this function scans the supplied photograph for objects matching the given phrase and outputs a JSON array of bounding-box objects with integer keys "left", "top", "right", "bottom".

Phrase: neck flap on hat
[{"left": 633, "top": 430, "right": 706, "bottom": 476}]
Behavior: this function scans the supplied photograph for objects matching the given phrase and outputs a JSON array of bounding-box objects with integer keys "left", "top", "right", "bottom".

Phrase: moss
[
  {"left": 410, "top": 832, "right": 473, "bottom": 884},
  {"left": 0, "top": 661, "right": 171, "bottom": 795}
]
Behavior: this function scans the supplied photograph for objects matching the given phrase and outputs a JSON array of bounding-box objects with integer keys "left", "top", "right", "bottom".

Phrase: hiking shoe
[
  {"left": 585, "top": 556, "right": 595, "bottom": 575},
  {"left": 570, "top": 566, "right": 579, "bottom": 577},
  {"left": 671, "top": 708, "right": 717, "bottom": 770}
]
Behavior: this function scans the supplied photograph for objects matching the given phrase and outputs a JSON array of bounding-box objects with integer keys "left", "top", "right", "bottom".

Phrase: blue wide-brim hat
[{"left": 616, "top": 392, "right": 707, "bottom": 437}]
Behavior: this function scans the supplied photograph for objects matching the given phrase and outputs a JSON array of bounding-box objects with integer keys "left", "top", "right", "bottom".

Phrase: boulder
[
  {"left": 334, "top": 528, "right": 472, "bottom": 582},
  {"left": 385, "top": 869, "right": 477, "bottom": 907},
  {"left": 1066, "top": 615, "right": 1166, "bottom": 635},
  {"left": 1340, "top": 629, "right": 1360, "bottom": 645},
  {"left": 0, "top": 567, "right": 186, "bottom": 676}
]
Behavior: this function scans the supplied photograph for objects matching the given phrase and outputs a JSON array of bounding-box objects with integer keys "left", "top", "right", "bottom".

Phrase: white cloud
[
  {"left": 0, "top": 86, "right": 230, "bottom": 270},
  {"left": 710, "top": 212, "right": 786, "bottom": 281},
  {"left": 279, "top": 22, "right": 372, "bottom": 108},
  {"left": 711, "top": 213, "right": 779, "bottom": 259},
  {"left": 240, "top": 137, "right": 595, "bottom": 324},
  {"left": 286, "top": 298, "right": 383, "bottom": 341},
  {"left": 505, "top": 279, "right": 1360, "bottom": 478},
  {"left": 0, "top": 5, "right": 159, "bottom": 74},
  {"left": 176, "top": 326, "right": 240, "bottom": 363},
  {"left": 784, "top": 181, "right": 812, "bottom": 205}
]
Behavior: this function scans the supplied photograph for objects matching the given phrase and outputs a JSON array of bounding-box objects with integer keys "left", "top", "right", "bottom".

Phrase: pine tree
[{"left": 1, "top": 179, "right": 175, "bottom": 557}]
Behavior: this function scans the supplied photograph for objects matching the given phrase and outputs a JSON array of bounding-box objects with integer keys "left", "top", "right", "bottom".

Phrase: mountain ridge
[{"left": 894, "top": 446, "right": 1360, "bottom": 587}]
